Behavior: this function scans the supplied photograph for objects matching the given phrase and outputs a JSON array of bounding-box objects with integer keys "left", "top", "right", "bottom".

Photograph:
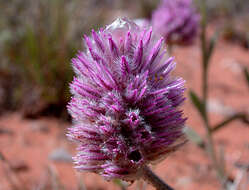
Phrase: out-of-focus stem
[
  {"left": 212, "top": 113, "right": 249, "bottom": 133},
  {"left": 202, "top": 55, "right": 226, "bottom": 187},
  {"left": 200, "top": 0, "right": 226, "bottom": 185},
  {"left": 142, "top": 166, "right": 174, "bottom": 190}
]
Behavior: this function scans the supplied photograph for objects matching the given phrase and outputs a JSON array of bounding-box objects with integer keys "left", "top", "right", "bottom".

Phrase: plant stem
[
  {"left": 201, "top": 55, "right": 216, "bottom": 171},
  {"left": 142, "top": 166, "right": 174, "bottom": 190},
  {"left": 200, "top": 0, "right": 226, "bottom": 184},
  {"left": 212, "top": 113, "right": 249, "bottom": 133},
  {"left": 202, "top": 54, "right": 226, "bottom": 186}
]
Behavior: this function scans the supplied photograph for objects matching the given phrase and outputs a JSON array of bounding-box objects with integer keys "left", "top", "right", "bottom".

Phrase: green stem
[
  {"left": 187, "top": 112, "right": 248, "bottom": 151},
  {"left": 212, "top": 113, "right": 249, "bottom": 133},
  {"left": 202, "top": 61, "right": 225, "bottom": 184},
  {"left": 200, "top": 0, "right": 226, "bottom": 184},
  {"left": 142, "top": 166, "right": 174, "bottom": 190}
]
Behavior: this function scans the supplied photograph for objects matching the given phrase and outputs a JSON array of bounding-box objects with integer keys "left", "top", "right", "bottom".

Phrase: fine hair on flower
[{"left": 67, "top": 17, "right": 187, "bottom": 181}]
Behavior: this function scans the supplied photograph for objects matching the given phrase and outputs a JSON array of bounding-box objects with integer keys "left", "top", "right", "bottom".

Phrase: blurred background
[{"left": 0, "top": 0, "right": 248, "bottom": 190}]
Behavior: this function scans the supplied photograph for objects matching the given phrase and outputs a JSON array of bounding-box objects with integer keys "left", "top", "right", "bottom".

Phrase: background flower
[{"left": 152, "top": 0, "right": 200, "bottom": 45}]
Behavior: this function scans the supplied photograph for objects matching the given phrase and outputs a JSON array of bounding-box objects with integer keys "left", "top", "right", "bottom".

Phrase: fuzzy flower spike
[
  {"left": 67, "top": 18, "right": 186, "bottom": 183},
  {"left": 152, "top": 0, "right": 199, "bottom": 45}
]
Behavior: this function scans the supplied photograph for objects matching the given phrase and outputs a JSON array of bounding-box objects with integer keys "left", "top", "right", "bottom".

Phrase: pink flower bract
[{"left": 67, "top": 18, "right": 186, "bottom": 181}]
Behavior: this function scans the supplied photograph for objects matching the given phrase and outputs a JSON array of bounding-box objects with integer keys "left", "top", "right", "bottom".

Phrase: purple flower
[
  {"left": 67, "top": 18, "right": 186, "bottom": 181},
  {"left": 152, "top": 0, "right": 200, "bottom": 44}
]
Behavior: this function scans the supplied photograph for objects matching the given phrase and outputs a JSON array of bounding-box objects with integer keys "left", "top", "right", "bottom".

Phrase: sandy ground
[{"left": 0, "top": 36, "right": 249, "bottom": 190}]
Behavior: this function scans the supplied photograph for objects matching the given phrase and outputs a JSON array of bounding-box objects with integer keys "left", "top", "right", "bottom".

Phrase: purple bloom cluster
[
  {"left": 152, "top": 0, "right": 199, "bottom": 44},
  {"left": 67, "top": 18, "right": 186, "bottom": 181}
]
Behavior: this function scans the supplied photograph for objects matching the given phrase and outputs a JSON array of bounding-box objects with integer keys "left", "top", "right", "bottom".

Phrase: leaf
[
  {"left": 206, "top": 31, "right": 219, "bottom": 64},
  {"left": 189, "top": 90, "right": 206, "bottom": 120},
  {"left": 113, "top": 179, "right": 127, "bottom": 190},
  {"left": 243, "top": 67, "right": 249, "bottom": 89},
  {"left": 184, "top": 126, "right": 205, "bottom": 149},
  {"left": 0, "top": 152, "right": 5, "bottom": 161}
]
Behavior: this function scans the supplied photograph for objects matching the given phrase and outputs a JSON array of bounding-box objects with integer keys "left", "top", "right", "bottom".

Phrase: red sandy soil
[{"left": 0, "top": 37, "right": 249, "bottom": 190}]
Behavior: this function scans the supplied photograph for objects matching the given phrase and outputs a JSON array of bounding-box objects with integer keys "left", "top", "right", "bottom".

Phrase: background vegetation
[
  {"left": 0, "top": 0, "right": 249, "bottom": 190},
  {"left": 0, "top": 0, "right": 248, "bottom": 118}
]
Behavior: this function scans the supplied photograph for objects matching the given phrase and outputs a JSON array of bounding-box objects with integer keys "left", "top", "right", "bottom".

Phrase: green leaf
[
  {"left": 243, "top": 67, "right": 249, "bottom": 89},
  {"left": 189, "top": 90, "right": 206, "bottom": 120},
  {"left": 206, "top": 31, "right": 219, "bottom": 63},
  {"left": 113, "top": 179, "right": 127, "bottom": 190},
  {"left": 0, "top": 152, "right": 5, "bottom": 161},
  {"left": 184, "top": 126, "right": 205, "bottom": 149}
]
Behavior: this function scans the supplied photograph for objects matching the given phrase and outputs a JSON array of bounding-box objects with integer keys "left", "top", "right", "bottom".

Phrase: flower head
[
  {"left": 67, "top": 18, "right": 186, "bottom": 181},
  {"left": 134, "top": 18, "right": 151, "bottom": 29},
  {"left": 152, "top": 0, "right": 199, "bottom": 44}
]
